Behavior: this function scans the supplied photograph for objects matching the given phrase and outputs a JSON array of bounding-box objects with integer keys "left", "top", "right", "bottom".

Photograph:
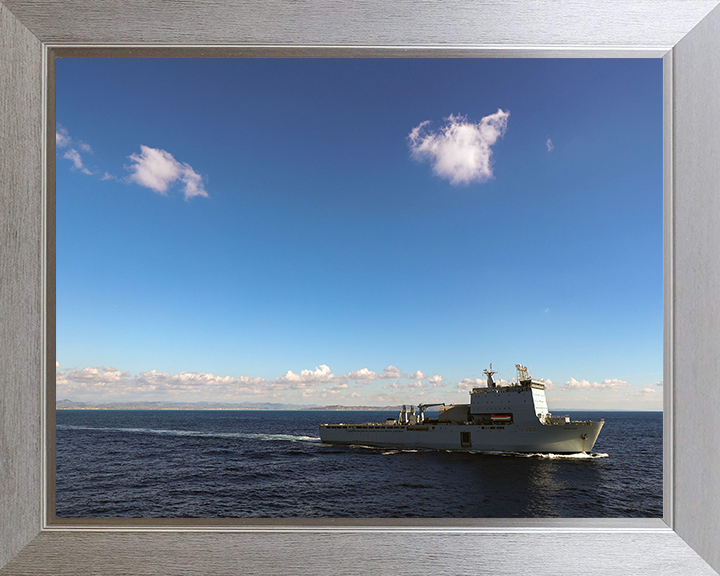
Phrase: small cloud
[
  {"left": 275, "top": 364, "right": 339, "bottom": 388},
  {"left": 63, "top": 148, "right": 93, "bottom": 175},
  {"left": 408, "top": 109, "right": 509, "bottom": 186},
  {"left": 379, "top": 366, "right": 403, "bottom": 379},
  {"left": 65, "top": 366, "right": 132, "bottom": 385},
  {"left": 344, "top": 367, "right": 378, "bottom": 383},
  {"left": 562, "top": 377, "right": 631, "bottom": 391},
  {"left": 56, "top": 125, "right": 94, "bottom": 175},
  {"left": 543, "top": 379, "right": 557, "bottom": 390},
  {"left": 56, "top": 125, "right": 71, "bottom": 148},
  {"left": 457, "top": 378, "right": 485, "bottom": 391},
  {"left": 126, "top": 145, "right": 209, "bottom": 201},
  {"left": 427, "top": 374, "right": 444, "bottom": 386},
  {"left": 656, "top": 379, "right": 664, "bottom": 386},
  {"left": 598, "top": 378, "right": 632, "bottom": 389},
  {"left": 546, "top": 138, "right": 554, "bottom": 152},
  {"left": 382, "top": 381, "right": 424, "bottom": 391},
  {"left": 101, "top": 172, "right": 118, "bottom": 181}
]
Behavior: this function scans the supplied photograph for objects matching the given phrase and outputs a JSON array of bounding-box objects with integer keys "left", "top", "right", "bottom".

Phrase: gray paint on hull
[{"left": 319, "top": 421, "right": 604, "bottom": 454}]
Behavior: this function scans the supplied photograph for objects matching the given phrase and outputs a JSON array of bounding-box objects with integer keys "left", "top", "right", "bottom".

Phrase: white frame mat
[{"left": 1, "top": 1, "right": 720, "bottom": 574}]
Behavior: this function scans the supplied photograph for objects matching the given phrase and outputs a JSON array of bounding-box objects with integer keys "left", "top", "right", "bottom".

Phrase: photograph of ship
[{"left": 55, "top": 57, "right": 662, "bottom": 518}]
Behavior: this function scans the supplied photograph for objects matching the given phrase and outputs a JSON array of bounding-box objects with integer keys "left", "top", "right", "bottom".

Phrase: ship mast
[{"left": 483, "top": 364, "right": 497, "bottom": 388}]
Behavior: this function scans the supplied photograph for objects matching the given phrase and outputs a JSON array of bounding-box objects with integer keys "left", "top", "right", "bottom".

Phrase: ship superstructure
[{"left": 319, "top": 364, "right": 604, "bottom": 454}]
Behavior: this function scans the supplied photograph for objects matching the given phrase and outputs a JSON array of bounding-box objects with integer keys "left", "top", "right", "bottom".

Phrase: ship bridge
[{"left": 468, "top": 364, "right": 549, "bottom": 424}]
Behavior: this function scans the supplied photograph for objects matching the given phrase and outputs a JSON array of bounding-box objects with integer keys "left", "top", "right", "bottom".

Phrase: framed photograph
[
  {"left": 51, "top": 54, "right": 663, "bottom": 523},
  {"left": 1, "top": 1, "right": 720, "bottom": 574}
]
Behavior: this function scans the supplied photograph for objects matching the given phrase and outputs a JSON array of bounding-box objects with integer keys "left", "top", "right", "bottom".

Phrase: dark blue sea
[{"left": 55, "top": 410, "right": 662, "bottom": 518}]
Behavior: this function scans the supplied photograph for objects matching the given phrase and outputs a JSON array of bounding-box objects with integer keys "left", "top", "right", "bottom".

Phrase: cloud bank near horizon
[{"left": 56, "top": 362, "right": 654, "bottom": 407}]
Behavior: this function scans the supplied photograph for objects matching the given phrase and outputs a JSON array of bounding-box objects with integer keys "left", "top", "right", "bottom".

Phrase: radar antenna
[
  {"left": 483, "top": 364, "right": 497, "bottom": 388},
  {"left": 515, "top": 364, "right": 530, "bottom": 383}
]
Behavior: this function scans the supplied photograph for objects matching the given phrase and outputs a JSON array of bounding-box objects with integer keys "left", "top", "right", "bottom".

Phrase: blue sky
[{"left": 55, "top": 58, "right": 663, "bottom": 410}]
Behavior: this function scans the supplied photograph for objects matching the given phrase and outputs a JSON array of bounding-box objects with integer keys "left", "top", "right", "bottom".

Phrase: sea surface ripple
[{"left": 56, "top": 410, "right": 661, "bottom": 518}]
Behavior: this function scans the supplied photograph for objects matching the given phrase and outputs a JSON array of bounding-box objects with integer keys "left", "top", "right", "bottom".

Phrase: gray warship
[{"left": 319, "top": 364, "right": 604, "bottom": 454}]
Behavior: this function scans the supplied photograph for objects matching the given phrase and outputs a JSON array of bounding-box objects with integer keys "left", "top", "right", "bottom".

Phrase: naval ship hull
[
  {"left": 319, "top": 364, "right": 606, "bottom": 454},
  {"left": 319, "top": 419, "right": 604, "bottom": 454}
]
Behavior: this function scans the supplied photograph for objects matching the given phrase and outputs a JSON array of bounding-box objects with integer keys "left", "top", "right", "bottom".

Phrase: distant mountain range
[{"left": 55, "top": 399, "right": 403, "bottom": 411}]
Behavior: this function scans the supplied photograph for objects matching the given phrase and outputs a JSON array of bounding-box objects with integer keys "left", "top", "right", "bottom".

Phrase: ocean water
[{"left": 55, "top": 410, "right": 662, "bottom": 518}]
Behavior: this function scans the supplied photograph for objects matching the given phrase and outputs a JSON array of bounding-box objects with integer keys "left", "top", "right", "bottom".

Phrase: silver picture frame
[{"left": 1, "top": 1, "right": 720, "bottom": 574}]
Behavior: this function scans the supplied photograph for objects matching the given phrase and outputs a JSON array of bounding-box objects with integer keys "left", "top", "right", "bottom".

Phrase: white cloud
[
  {"left": 126, "top": 145, "right": 209, "bottom": 200},
  {"left": 564, "top": 378, "right": 591, "bottom": 390},
  {"left": 408, "top": 109, "right": 509, "bottom": 186},
  {"left": 56, "top": 369, "right": 68, "bottom": 386},
  {"left": 546, "top": 138, "right": 554, "bottom": 152},
  {"left": 543, "top": 379, "right": 558, "bottom": 390},
  {"left": 58, "top": 365, "right": 274, "bottom": 400},
  {"left": 57, "top": 125, "right": 94, "bottom": 175},
  {"left": 65, "top": 366, "right": 132, "bottom": 386},
  {"left": 427, "top": 374, "right": 444, "bottom": 387},
  {"left": 343, "top": 365, "right": 419, "bottom": 382},
  {"left": 275, "top": 364, "right": 340, "bottom": 388},
  {"left": 457, "top": 378, "right": 485, "bottom": 391},
  {"left": 598, "top": 378, "right": 632, "bottom": 389},
  {"left": 328, "top": 383, "right": 349, "bottom": 394},
  {"left": 379, "top": 365, "right": 403, "bottom": 379},
  {"left": 656, "top": 379, "right": 664, "bottom": 386},
  {"left": 620, "top": 387, "right": 662, "bottom": 404},
  {"left": 562, "top": 377, "right": 631, "bottom": 391},
  {"left": 383, "top": 381, "right": 424, "bottom": 391},
  {"left": 57, "top": 363, "right": 488, "bottom": 404},
  {"left": 344, "top": 367, "right": 378, "bottom": 382},
  {"left": 56, "top": 125, "right": 71, "bottom": 148},
  {"left": 55, "top": 126, "right": 208, "bottom": 198},
  {"left": 63, "top": 148, "right": 93, "bottom": 175}
]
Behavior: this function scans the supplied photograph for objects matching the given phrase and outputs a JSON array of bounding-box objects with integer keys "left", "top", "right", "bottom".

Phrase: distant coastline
[{"left": 55, "top": 400, "right": 402, "bottom": 411}]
